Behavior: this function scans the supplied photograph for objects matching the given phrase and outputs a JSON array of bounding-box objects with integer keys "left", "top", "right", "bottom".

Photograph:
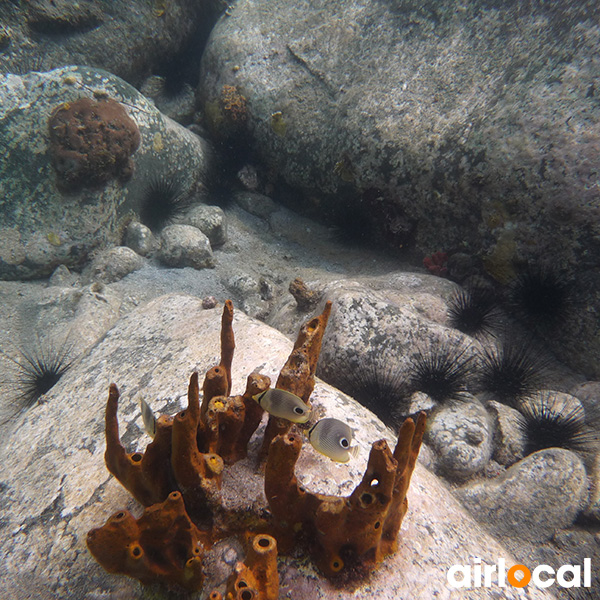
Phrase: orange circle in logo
[{"left": 507, "top": 564, "right": 531, "bottom": 587}]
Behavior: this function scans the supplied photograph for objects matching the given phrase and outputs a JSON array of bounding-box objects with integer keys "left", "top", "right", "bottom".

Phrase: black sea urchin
[
  {"left": 139, "top": 174, "right": 192, "bottom": 232},
  {"left": 477, "top": 341, "right": 549, "bottom": 407},
  {"left": 517, "top": 392, "right": 598, "bottom": 456},
  {"left": 318, "top": 356, "right": 409, "bottom": 425},
  {"left": 409, "top": 340, "right": 475, "bottom": 404},
  {"left": 447, "top": 287, "right": 501, "bottom": 338},
  {"left": 508, "top": 265, "right": 573, "bottom": 331},
  {"left": 0, "top": 336, "right": 75, "bottom": 424}
]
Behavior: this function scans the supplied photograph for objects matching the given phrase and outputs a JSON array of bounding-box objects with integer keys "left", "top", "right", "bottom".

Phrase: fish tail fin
[
  {"left": 349, "top": 445, "right": 360, "bottom": 459},
  {"left": 139, "top": 397, "right": 157, "bottom": 438}
]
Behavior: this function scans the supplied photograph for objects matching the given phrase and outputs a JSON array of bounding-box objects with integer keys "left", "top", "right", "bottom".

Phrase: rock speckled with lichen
[
  {"left": 199, "top": 0, "right": 600, "bottom": 377},
  {"left": 0, "top": 294, "right": 554, "bottom": 600},
  {"left": 0, "top": 66, "right": 210, "bottom": 280},
  {"left": 0, "top": 0, "right": 211, "bottom": 85}
]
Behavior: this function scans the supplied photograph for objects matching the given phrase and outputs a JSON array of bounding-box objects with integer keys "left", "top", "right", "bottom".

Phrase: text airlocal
[{"left": 447, "top": 558, "right": 592, "bottom": 589}]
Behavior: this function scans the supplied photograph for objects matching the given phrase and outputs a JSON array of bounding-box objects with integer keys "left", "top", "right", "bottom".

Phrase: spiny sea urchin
[
  {"left": 516, "top": 392, "right": 598, "bottom": 456},
  {"left": 447, "top": 287, "right": 501, "bottom": 338},
  {"left": 318, "top": 355, "right": 409, "bottom": 425},
  {"left": 508, "top": 264, "right": 573, "bottom": 332},
  {"left": 477, "top": 341, "right": 549, "bottom": 407},
  {"left": 409, "top": 340, "right": 475, "bottom": 404},
  {"left": 139, "top": 174, "right": 192, "bottom": 232},
  {"left": 0, "top": 336, "right": 75, "bottom": 424}
]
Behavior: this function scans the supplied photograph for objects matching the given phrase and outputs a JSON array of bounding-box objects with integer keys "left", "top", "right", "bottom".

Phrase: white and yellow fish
[
  {"left": 307, "top": 417, "right": 359, "bottom": 463},
  {"left": 139, "top": 397, "right": 157, "bottom": 438},
  {"left": 253, "top": 388, "right": 311, "bottom": 423}
]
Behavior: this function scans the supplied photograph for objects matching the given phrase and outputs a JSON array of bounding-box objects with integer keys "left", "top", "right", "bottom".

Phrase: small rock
[
  {"left": 125, "top": 221, "right": 156, "bottom": 257},
  {"left": 487, "top": 400, "right": 526, "bottom": 466},
  {"left": 227, "top": 273, "right": 260, "bottom": 297},
  {"left": 84, "top": 246, "right": 143, "bottom": 284},
  {"left": 158, "top": 224, "right": 214, "bottom": 269},
  {"left": 425, "top": 397, "right": 494, "bottom": 480},
  {"left": 234, "top": 191, "right": 278, "bottom": 220},
  {"left": 236, "top": 164, "right": 259, "bottom": 190},
  {"left": 457, "top": 448, "right": 589, "bottom": 543},
  {"left": 48, "top": 264, "right": 78, "bottom": 287},
  {"left": 183, "top": 204, "right": 227, "bottom": 247},
  {"left": 202, "top": 296, "right": 218, "bottom": 309}
]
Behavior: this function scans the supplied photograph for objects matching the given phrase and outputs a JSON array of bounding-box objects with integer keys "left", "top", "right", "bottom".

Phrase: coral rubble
[{"left": 88, "top": 299, "right": 424, "bottom": 592}]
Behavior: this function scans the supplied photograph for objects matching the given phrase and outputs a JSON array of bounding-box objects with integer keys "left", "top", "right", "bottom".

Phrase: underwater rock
[
  {"left": 311, "top": 280, "right": 483, "bottom": 425},
  {"left": 140, "top": 75, "right": 197, "bottom": 125},
  {"left": 457, "top": 448, "right": 589, "bottom": 544},
  {"left": 48, "top": 264, "right": 79, "bottom": 288},
  {"left": 234, "top": 191, "right": 279, "bottom": 220},
  {"left": 83, "top": 246, "right": 144, "bottom": 284},
  {"left": 125, "top": 221, "right": 156, "bottom": 257},
  {"left": 0, "top": 294, "right": 553, "bottom": 599},
  {"left": 425, "top": 398, "right": 494, "bottom": 480},
  {"left": 158, "top": 224, "right": 215, "bottom": 270},
  {"left": 183, "top": 204, "right": 228, "bottom": 248},
  {"left": 487, "top": 400, "right": 526, "bottom": 467},
  {"left": 26, "top": 0, "right": 103, "bottom": 35},
  {"left": 0, "top": 0, "right": 210, "bottom": 86},
  {"left": 200, "top": 0, "right": 600, "bottom": 377},
  {"left": 200, "top": 0, "right": 600, "bottom": 264},
  {"left": 0, "top": 66, "right": 211, "bottom": 280}
]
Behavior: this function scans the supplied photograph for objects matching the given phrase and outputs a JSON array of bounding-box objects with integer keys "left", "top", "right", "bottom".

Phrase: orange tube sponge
[
  {"left": 104, "top": 383, "right": 175, "bottom": 507},
  {"left": 261, "top": 301, "right": 332, "bottom": 455},
  {"left": 172, "top": 371, "right": 224, "bottom": 524},
  {"left": 213, "top": 533, "right": 279, "bottom": 600},
  {"left": 86, "top": 491, "right": 207, "bottom": 592},
  {"left": 264, "top": 412, "right": 426, "bottom": 578},
  {"left": 201, "top": 300, "right": 235, "bottom": 418}
]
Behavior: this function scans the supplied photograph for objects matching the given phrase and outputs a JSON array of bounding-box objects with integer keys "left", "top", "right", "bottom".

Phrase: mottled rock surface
[
  {"left": 457, "top": 448, "right": 589, "bottom": 543},
  {"left": 83, "top": 246, "right": 144, "bottom": 284},
  {"left": 426, "top": 398, "right": 494, "bottom": 480},
  {"left": 158, "top": 224, "right": 215, "bottom": 269},
  {"left": 0, "top": 66, "right": 210, "bottom": 279},
  {"left": 199, "top": 0, "right": 600, "bottom": 377},
  {"left": 0, "top": 294, "right": 553, "bottom": 600},
  {"left": 0, "top": 0, "right": 213, "bottom": 86}
]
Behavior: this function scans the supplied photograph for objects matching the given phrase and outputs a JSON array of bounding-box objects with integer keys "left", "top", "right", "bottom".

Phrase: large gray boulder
[
  {"left": 0, "top": 66, "right": 210, "bottom": 280},
  {"left": 0, "top": 0, "right": 212, "bottom": 85},
  {"left": 0, "top": 294, "right": 552, "bottom": 599},
  {"left": 200, "top": 0, "right": 599, "bottom": 266},
  {"left": 199, "top": 0, "right": 600, "bottom": 376},
  {"left": 457, "top": 448, "right": 589, "bottom": 544}
]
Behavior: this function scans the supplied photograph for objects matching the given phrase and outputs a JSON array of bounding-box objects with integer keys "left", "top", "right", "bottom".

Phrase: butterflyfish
[
  {"left": 253, "top": 388, "right": 311, "bottom": 423},
  {"left": 139, "top": 397, "right": 157, "bottom": 438},
  {"left": 307, "top": 417, "right": 359, "bottom": 463}
]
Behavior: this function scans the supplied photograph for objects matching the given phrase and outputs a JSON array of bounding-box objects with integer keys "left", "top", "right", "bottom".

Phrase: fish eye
[
  {"left": 340, "top": 438, "right": 349, "bottom": 448},
  {"left": 294, "top": 407, "right": 304, "bottom": 415}
]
